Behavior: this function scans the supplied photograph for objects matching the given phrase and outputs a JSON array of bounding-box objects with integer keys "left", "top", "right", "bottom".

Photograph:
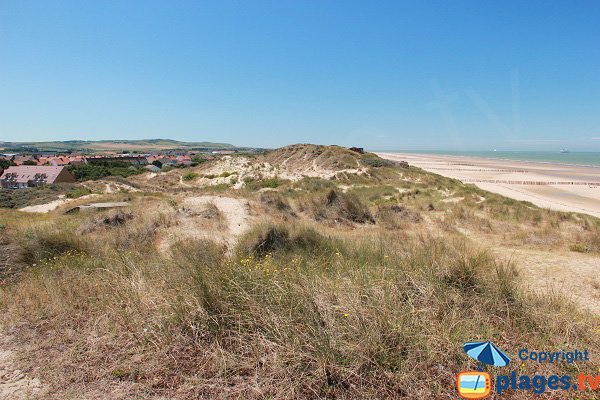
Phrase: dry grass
[
  {"left": 303, "top": 190, "right": 375, "bottom": 225},
  {"left": 376, "top": 204, "right": 421, "bottom": 229},
  {"left": 1, "top": 151, "right": 600, "bottom": 399},
  {"left": 1, "top": 202, "right": 599, "bottom": 399}
]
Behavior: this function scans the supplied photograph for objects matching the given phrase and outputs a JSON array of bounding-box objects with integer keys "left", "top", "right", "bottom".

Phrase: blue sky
[{"left": 1, "top": 0, "right": 599, "bottom": 150}]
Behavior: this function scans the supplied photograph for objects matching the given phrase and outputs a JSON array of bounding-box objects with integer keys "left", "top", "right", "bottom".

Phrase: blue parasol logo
[{"left": 463, "top": 341, "right": 510, "bottom": 367}]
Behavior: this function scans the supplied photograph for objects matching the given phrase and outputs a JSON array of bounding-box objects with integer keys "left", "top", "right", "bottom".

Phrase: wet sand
[{"left": 377, "top": 152, "right": 600, "bottom": 218}]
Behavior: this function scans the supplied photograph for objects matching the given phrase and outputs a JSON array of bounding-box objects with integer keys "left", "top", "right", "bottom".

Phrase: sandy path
[
  {"left": 377, "top": 152, "right": 600, "bottom": 218},
  {"left": 19, "top": 198, "right": 68, "bottom": 213},
  {"left": 181, "top": 195, "right": 251, "bottom": 239},
  {"left": 0, "top": 333, "right": 43, "bottom": 399},
  {"left": 492, "top": 247, "right": 600, "bottom": 314},
  {"left": 159, "top": 195, "right": 253, "bottom": 252},
  {"left": 104, "top": 182, "right": 140, "bottom": 193},
  {"left": 19, "top": 194, "right": 99, "bottom": 213}
]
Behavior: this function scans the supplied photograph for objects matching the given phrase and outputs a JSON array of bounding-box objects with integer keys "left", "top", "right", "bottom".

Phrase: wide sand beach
[{"left": 377, "top": 152, "right": 600, "bottom": 218}]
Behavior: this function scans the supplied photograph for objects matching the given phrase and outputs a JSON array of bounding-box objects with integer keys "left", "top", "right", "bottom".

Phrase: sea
[{"left": 387, "top": 151, "right": 600, "bottom": 167}]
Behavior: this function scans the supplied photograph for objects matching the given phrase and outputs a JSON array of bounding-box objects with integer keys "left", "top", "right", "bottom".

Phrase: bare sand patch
[
  {"left": 441, "top": 197, "right": 464, "bottom": 203},
  {"left": 103, "top": 182, "right": 139, "bottom": 194},
  {"left": 182, "top": 195, "right": 251, "bottom": 239},
  {"left": 159, "top": 195, "right": 253, "bottom": 251},
  {"left": 0, "top": 335, "right": 44, "bottom": 399},
  {"left": 19, "top": 198, "right": 67, "bottom": 213},
  {"left": 19, "top": 194, "right": 99, "bottom": 213},
  {"left": 493, "top": 247, "right": 600, "bottom": 314}
]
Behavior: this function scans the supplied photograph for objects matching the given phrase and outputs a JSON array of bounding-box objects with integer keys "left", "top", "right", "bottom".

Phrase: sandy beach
[{"left": 377, "top": 152, "right": 600, "bottom": 218}]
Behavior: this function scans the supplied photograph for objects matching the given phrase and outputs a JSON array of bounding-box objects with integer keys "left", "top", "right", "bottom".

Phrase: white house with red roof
[{"left": 0, "top": 166, "right": 76, "bottom": 189}]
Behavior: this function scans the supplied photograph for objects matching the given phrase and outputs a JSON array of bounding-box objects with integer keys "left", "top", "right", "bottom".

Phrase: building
[
  {"left": 145, "top": 164, "right": 161, "bottom": 173},
  {"left": 46, "top": 156, "right": 71, "bottom": 166},
  {"left": 175, "top": 155, "right": 192, "bottom": 166},
  {"left": 155, "top": 157, "right": 176, "bottom": 168},
  {"left": 146, "top": 155, "right": 160, "bottom": 164},
  {"left": 0, "top": 166, "right": 76, "bottom": 189},
  {"left": 12, "top": 155, "right": 37, "bottom": 165}
]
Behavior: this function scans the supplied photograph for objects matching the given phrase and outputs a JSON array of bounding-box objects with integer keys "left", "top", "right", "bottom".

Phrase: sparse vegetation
[
  {"left": 244, "top": 176, "right": 288, "bottom": 190},
  {"left": 0, "top": 183, "right": 79, "bottom": 208},
  {"left": 1, "top": 203, "right": 599, "bottom": 398},
  {"left": 259, "top": 192, "right": 296, "bottom": 216},
  {"left": 308, "top": 189, "right": 375, "bottom": 224},
  {"left": 360, "top": 152, "right": 393, "bottom": 168},
  {"left": 191, "top": 155, "right": 208, "bottom": 164},
  {"left": 1, "top": 144, "right": 600, "bottom": 399},
  {"left": 65, "top": 186, "right": 92, "bottom": 198},
  {"left": 182, "top": 172, "right": 199, "bottom": 181}
]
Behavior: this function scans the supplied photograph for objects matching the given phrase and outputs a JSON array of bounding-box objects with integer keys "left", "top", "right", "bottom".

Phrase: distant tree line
[
  {"left": 68, "top": 162, "right": 144, "bottom": 181},
  {"left": 0, "top": 159, "right": 13, "bottom": 169}
]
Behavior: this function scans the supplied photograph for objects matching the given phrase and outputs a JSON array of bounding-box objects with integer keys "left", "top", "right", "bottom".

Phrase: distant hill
[{"left": 0, "top": 139, "right": 236, "bottom": 152}]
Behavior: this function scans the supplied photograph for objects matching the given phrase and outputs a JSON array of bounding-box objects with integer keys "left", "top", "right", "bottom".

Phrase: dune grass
[
  {"left": 1, "top": 199, "right": 599, "bottom": 398},
  {"left": 1, "top": 152, "right": 600, "bottom": 398}
]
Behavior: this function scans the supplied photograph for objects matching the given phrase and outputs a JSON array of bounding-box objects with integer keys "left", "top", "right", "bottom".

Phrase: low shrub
[
  {"left": 361, "top": 153, "right": 393, "bottom": 168},
  {"left": 20, "top": 225, "right": 87, "bottom": 264},
  {"left": 376, "top": 204, "right": 421, "bottom": 228},
  {"left": 191, "top": 155, "right": 208, "bottom": 164},
  {"left": 65, "top": 187, "right": 92, "bottom": 199},
  {"left": 293, "top": 176, "right": 336, "bottom": 192},
  {"left": 311, "top": 190, "right": 374, "bottom": 224},
  {"left": 182, "top": 172, "right": 199, "bottom": 181},
  {"left": 245, "top": 177, "right": 288, "bottom": 190},
  {"left": 236, "top": 223, "right": 336, "bottom": 258},
  {"left": 570, "top": 242, "right": 588, "bottom": 253},
  {"left": 260, "top": 192, "right": 296, "bottom": 216},
  {"left": 79, "top": 211, "right": 134, "bottom": 233}
]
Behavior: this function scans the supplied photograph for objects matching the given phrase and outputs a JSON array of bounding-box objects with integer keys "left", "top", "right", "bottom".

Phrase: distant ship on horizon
[{"left": 560, "top": 149, "right": 569, "bottom": 153}]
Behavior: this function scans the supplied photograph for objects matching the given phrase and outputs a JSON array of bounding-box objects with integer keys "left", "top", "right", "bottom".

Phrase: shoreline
[
  {"left": 372, "top": 151, "right": 600, "bottom": 168},
  {"left": 377, "top": 152, "right": 600, "bottom": 219}
]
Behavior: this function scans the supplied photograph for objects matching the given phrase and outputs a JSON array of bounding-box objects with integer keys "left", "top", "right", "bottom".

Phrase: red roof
[{"left": 0, "top": 166, "right": 71, "bottom": 184}]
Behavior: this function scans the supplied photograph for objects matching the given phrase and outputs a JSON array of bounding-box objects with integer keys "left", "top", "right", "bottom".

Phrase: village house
[
  {"left": 175, "top": 155, "right": 192, "bottom": 166},
  {"left": 12, "top": 155, "right": 37, "bottom": 166},
  {"left": 46, "top": 156, "right": 71, "bottom": 166},
  {"left": 144, "top": 164, "right": 161, "bottom": 173},
  {"left": 65, "top": 156, "right": 87, "bottom": 166},
  {"left": 145, "top": 155, "right": 161, "bottom": 164},
  {"left": 154, "top": 157, "right": 176, "bottom": 168},
  {"left": 0, "top": 165, "right": 76, "bottom": 189},
  {"left": 147, "top": 154, "right": 191, "bottom": 167}
]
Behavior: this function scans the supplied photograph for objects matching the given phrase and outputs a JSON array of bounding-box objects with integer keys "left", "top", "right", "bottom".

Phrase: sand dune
[{"left": 378, "top": 152, "right": 600, "bottom": 218}]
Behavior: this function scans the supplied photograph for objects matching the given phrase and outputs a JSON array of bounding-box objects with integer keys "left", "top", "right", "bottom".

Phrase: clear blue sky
[{"left": 1, "top": 0, "right": 599, "bottom": 150}]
